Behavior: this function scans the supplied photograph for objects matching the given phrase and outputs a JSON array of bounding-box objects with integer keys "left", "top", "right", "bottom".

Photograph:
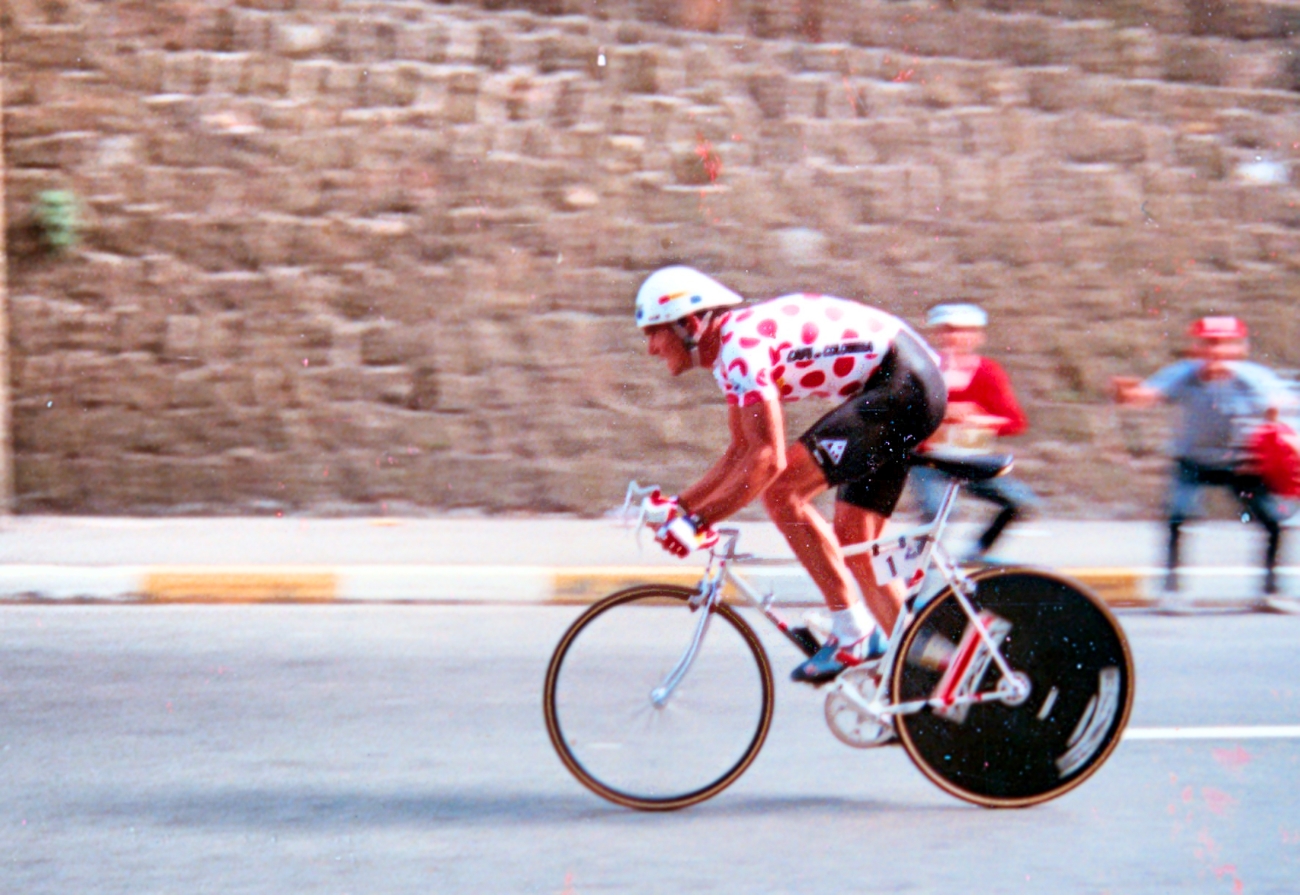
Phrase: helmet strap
[{"left": 674, "top": 311, "right": 714, "bottom": 367}]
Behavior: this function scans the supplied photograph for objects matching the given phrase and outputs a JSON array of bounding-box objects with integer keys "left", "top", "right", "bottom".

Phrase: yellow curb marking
[
  {"left": 551, "top": 568, "right": 735, "bottom": 604},
  {"left": 144, "top": 569, "right": 339, "bottom": 603},
  {"left": 1060, "top": 568, "right": 1147, "bottom": 607},
  {"left": 555, "top": 567, "right": 1147, "bottom": 607},
  {"left": 132, "top": 565, "right": 1146, "bottom": 606}
]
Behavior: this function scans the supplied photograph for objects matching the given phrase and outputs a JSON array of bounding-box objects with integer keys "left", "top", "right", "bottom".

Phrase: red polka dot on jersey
[
  {"left": 868, "top": 316, "right": 883, "bottom": 332},
  {"left": 755, "top": 369, "right": 769, "bottom": 386},
  {"left": 842, "top": 329, "right": 859, "bottom": 339},
  {"left": 741, "top": 392, "right": 764, "bottom": 407},
  {"left": 782, "top": 305, "right": 800, "bottom": 316},
  {"left": 826, "top": 306, "right": 843, "bottom": 321},
  {"left": 721, "top": 331, "right": 734, "bottom": 343},
  {"left": 780, "top": 384, "right": 794, "bottom": 397},
  {"left": 801, "top": 322, "right": 819, "bottom": 344},
  {"left": 772, "top": 365, "right": 785, "bottom": 381},
  {"left": 768, "top": 346, "right": 783, "bottom": 366},
  {"left": 839, "top": 382, "right": 861, "bottom": 397},
  {"left": 756, "top": 319, "right": 777, "bottom": 338},
  {"left": 739, "top": 336, "right": 760, "bottom": 349},
  {"left": 800, "top": 371, "right": 826, "bottom": 388},
  {"left": 833, "top": 357, "right": 855, "bottom": 377},
  {"left": 735, "top": 310, "right": 753, "bottom": 322},
  {"left": 728, "top": 357, "right": 748, "bottom": 376}
]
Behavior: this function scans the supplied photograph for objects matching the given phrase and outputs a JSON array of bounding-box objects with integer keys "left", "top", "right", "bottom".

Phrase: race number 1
[{"left": 867, "top": 535, "right": 929, "bottom": 589}]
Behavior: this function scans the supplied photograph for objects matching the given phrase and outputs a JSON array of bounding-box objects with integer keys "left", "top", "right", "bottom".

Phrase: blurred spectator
[
  {"left": 1112, "top": 316, "right": 1295, "bottom": 610},
  {"left": 911, "top": 303, "right": 1038, "bottom": 562}
]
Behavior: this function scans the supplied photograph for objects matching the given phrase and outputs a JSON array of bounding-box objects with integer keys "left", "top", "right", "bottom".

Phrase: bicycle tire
[
  {"left": 543, "top": 584, "right": 774, "bottom": 811},
  {"left": 892, "top": 568, "right": 1134, "bottom": 808}
]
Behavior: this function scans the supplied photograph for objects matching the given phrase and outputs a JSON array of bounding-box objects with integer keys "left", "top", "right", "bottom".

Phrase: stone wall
[
  {"left": 0, "top": 11, "right": 8, "bottom": 509},
  {"left": 3, "top": 0, "right": 1299, "bottom": 517}
]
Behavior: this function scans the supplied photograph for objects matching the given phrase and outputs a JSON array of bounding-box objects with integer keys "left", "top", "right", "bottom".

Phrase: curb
[{"left": 1, "top": 564, "right": 1292, "bottom": 607}]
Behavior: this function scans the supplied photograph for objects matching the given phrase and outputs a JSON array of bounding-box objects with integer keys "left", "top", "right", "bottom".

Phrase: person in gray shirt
[{"left": 1113, "top": 316, "right": 1293, "bottom": 606}]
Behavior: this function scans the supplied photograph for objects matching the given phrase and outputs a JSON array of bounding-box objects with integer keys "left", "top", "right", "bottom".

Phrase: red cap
[{"left": 1188, "top": 316, "right": 1248, "bottom": 340}]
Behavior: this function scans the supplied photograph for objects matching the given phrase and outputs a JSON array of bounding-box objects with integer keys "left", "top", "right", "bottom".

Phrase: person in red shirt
[{"left": 909, "top": 303, "right": 1038, "bottom": 560}]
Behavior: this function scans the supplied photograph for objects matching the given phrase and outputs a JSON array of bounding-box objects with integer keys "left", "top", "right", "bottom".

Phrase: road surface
[{"left": 1, "top": 604, "right": 1297, "bottom": 893}]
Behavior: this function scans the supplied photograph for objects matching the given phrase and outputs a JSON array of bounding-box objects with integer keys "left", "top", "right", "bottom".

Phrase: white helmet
[
  {"left": 926, "top": 303, "right": 988, "bottom": 328},
  {"left": 634, "top": 266, "right": 744, "bottom": 329}
]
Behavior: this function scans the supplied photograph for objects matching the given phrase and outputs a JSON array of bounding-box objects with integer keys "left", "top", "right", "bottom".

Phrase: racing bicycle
[{"left": 543, "top": 450, "right": 1134, "bottom": 811}]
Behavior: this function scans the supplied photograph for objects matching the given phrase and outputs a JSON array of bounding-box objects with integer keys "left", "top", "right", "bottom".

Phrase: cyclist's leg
[
  {"left": 760, "top": 444, "right": 857, "bottom": 612},
  {"left": 833, "top": 501, "right": 904, "bottom": 634},
  {"left": 830, "top": 340, "right": 945, "bottom": 626},
  {"left": 764, "top": 447, "right": 884, "bottom": 683},
  {"left": 773, "top": 375, "right": 911, "bottom": 617},
  {"left": 775, "top": 332, "right": 943, "bottom": 668}
]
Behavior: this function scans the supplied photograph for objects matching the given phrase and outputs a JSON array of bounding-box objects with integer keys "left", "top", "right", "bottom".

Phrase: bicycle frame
[{"left": 621, "top": 478, "right": 1031, "bottom": 720}]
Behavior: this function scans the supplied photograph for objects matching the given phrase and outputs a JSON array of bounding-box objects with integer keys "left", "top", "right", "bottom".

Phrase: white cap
[
  {"left": 926, "top": 303, "right": 988, "bottom": 328},
  {"left": 634, "top": 266, "right": 744, "bottom": 329}
]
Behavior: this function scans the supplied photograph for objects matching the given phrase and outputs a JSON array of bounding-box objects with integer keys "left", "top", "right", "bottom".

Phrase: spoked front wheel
[
  {"left": 543, "top": 584, "right": 774, "bottom": 810},
  {"left": 892, "top": 568, "right": 1134, "bottom": 808}
]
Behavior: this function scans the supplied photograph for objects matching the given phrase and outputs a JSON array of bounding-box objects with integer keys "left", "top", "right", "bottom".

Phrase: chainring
[{"left": 824, "top": 664, "right": 895, "bottom": 748}]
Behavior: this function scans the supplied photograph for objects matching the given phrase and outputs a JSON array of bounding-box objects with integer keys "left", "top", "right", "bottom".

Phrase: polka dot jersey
[{"left": 713, "top": 295, "right": 910, "bottom": 407}]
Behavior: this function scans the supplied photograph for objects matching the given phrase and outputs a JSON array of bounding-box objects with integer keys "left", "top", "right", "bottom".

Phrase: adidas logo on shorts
[{"left": 817, "top": 439, "right": 848, "bottom": 465}]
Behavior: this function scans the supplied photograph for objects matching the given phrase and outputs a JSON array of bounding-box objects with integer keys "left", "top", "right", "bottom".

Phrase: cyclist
[
  {"left": 1112, "top": 315, "right": 1294, "bottom": 608},
  {"left": 635, "top": 266, "right": 946, "bottom": 683},
  {"left": 909, "top": 303, "right": 1037, "bottom": 562}
]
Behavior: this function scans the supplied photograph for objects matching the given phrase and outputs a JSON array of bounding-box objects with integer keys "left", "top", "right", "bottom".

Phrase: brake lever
[{"left": 619, "top": 480, "right": 663, "bottom": 550}]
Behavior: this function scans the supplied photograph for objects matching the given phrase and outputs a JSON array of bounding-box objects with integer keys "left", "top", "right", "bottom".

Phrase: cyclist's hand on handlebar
[
  {"left": 639, "top": 489, "right": 680, "bottom": 527},
  {"left": 655, "top": 514, "right": 719, "bottom": 558}
]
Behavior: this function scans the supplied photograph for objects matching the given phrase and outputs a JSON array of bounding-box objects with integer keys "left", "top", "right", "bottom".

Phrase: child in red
[{"left": 910, "top": 303, "right": 1037, "bottom": 560}]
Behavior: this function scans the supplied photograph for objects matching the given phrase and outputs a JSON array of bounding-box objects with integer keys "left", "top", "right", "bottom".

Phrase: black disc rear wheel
[{"left": 892, "top": 569, "right": 1134, "bottom": 807}]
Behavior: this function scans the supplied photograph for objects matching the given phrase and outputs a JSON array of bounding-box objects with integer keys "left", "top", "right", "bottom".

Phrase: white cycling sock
[{"left": 830, "top": 604, "right": 873, "bottom": 645}]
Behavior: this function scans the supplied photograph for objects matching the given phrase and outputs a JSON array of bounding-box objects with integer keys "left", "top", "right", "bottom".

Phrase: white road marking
[{"left": 1124, "top": 725, "right": 1300, "bottom": 740}]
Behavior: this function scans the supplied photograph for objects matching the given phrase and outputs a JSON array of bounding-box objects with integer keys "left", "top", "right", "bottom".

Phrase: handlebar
[
  {"left": 619, "top": 480, "right": 660, "bottom": 523},
  {"left": 619, "top": 481, "right": 754, "bottom": 562}
]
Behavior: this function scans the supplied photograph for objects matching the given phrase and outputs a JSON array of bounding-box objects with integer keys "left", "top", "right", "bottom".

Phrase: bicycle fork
[
  {"left": 650, "top": 557, "right": 826, "bottom": 709},
  {"left": 648, "top": 566, "right": 725, "bottom": 708}
]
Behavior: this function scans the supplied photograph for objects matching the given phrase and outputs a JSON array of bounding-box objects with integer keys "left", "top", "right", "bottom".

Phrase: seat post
[{"left": 929, "top": 479, "right": 961, "bottom": 541}]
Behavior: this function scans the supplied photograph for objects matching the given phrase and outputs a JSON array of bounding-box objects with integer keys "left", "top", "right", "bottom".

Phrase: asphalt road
[{"left": 1, "top": 604, "right": 1298, "bottom": 894}]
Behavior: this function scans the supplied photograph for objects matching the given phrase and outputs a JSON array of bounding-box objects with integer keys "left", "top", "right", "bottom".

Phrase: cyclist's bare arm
[{"left": 679, "top": 399, "right": 787, "bottom": 524}]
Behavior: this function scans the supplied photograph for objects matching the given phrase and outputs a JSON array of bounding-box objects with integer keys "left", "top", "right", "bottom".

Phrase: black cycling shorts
[{"left": 797, "top": 330, "right": 947, "bottom": 516}]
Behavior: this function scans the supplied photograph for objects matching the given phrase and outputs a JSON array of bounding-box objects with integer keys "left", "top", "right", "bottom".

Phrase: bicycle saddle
[{"left": 909, "top": 448, "right": 1014, "bottom": 482}]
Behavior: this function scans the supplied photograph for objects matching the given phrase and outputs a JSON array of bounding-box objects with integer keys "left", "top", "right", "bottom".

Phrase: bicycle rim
[
  {"left": 543, "top": 585, "right": 774, "bottom": 810},
  {"left": 893, "top": 568, "right": 1134, "bottom": 808}
]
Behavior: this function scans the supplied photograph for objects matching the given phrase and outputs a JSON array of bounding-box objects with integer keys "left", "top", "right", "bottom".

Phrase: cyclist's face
[{"left": 645, "top": 324, "right": 692, "bottom": 375}]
